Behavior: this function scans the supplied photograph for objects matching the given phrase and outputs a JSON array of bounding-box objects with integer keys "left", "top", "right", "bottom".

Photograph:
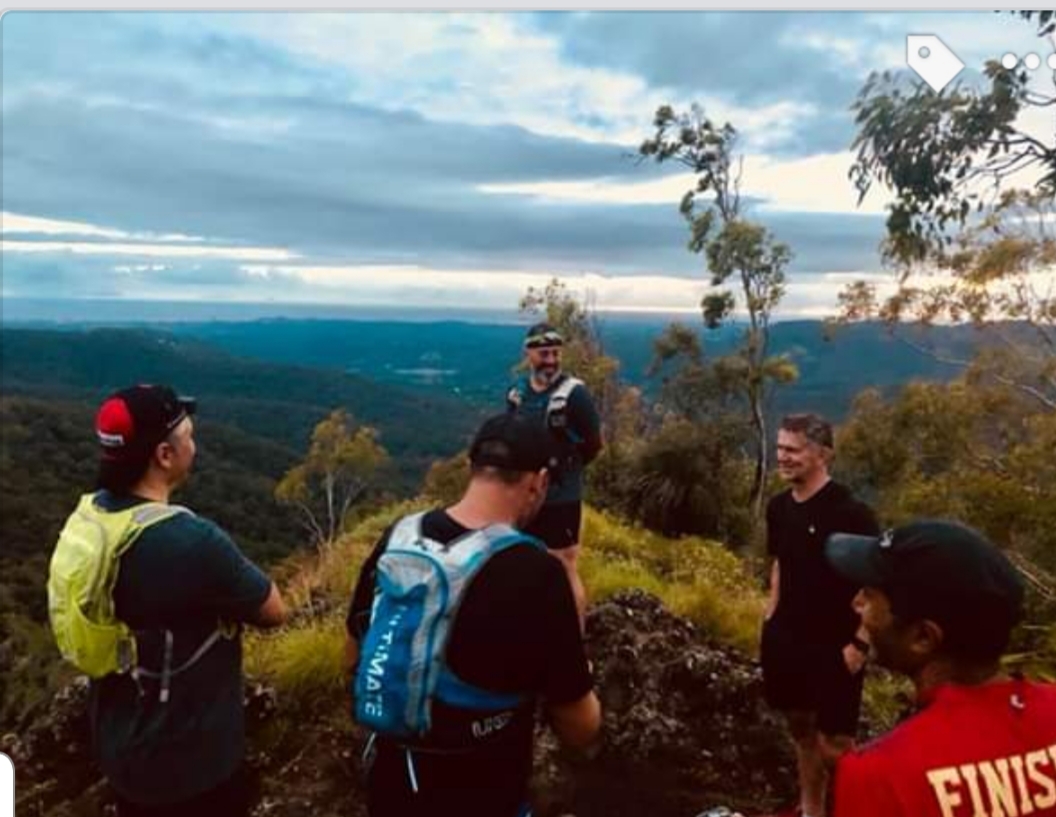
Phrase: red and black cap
[{"left": 95, "top": 384, "right": 196, "bottom": 462}]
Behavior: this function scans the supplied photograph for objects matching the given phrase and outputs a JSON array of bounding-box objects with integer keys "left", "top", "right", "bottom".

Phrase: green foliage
[
  {"left": 579, "top": 508, "right": 766, "bottom": 655},
  {"left": 245, "top": 617, "right": 347, "bottom": 705},
  {"left": 420, "top": 450, "right": 470, "bottom": 507},
  {"left": 615, "top": 418, "right": 754, "bottom": 545},
  {"left": 276, "top": 410, "right": 390, "bottom": 548},
  {"left": 0, "top": 612, "right": 73, "bottom": 728},
  {"left": 838, "top": 377, "right": 1056, "bottom": 676},
  {"left": 844, "top": 15, "right": 1055, "bottom": 415},
  {"left": 850, "top": 45, "right": 1054, "bottom": 265}
]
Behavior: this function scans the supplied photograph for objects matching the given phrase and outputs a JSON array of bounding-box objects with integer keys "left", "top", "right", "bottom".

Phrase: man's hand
[
  {"left": 547, "top": 690, "right": 602, "bottom": 754},
  {"left": 842, "top": 642, "right": 867, "bottom": 674},
  {"left": 253, "top": 583, "right": 288, "bottom": 628},
  {"left": 764, "top": 560, "right": 780, "bottom": 621}
]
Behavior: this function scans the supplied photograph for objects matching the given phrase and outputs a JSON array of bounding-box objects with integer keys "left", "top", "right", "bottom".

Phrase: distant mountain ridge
[
  {"left": 163, "top": 317, "right": 987, "bottom": 419},
  {"left": 3, "top": 318, "right": 1001, "bottom": 423},
  {"left": 0, "top": 327, "right": 480, "bottom": 481}
]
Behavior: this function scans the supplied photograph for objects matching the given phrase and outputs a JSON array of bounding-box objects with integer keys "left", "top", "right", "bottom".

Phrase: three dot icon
[{"left": 1002, "top": 52, "right": 1056, "bottom": 70}]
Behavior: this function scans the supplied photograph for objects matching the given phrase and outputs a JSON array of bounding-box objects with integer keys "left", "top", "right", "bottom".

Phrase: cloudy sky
[{"left": 2, "top": 11, "right": 1052, "bottom": 318}]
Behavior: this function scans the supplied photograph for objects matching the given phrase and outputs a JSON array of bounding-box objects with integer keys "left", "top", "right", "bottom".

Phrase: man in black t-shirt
[
  {"left": 55, "top": 385, "right": 289, "bottom": 817},
  {"left": 345, "top": 413, "right": 601, "bottom": 817},
  {"left": 760, "top": 413, "right": 879, "bottom": 817}
]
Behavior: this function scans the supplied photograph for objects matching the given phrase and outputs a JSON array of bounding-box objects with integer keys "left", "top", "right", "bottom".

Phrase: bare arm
[
  {"left": 546, "top": 690, "right": 602, "bottom": 752},
  {"left": 765, "top": 560, "right": 779, "bottom": 620},
  {"left": 252, "top": 582, "right": 288, "bottom": 629}
]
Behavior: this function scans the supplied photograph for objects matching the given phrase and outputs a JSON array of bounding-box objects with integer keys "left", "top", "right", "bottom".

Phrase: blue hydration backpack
[{"left": 353, "top": 511, "right": 546, "bottom": 740}]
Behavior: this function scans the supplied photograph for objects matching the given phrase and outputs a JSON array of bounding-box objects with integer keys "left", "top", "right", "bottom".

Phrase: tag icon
[
  {"left": 0, "top": 753, "right": 12, "bottom": 817},
  {"left": 907, "top": 35, "right": 964, "bottom": 92}
]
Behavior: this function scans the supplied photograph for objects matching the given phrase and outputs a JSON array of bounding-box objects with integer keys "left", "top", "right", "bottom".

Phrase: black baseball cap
[
  {"left": 826, "top": 520, "right": 1025, "bottom": 657},
  {"left": 524, "top": 322, "right": 564, "bottom": 349},
  {"left": 469, "top": 413, "right": 558, "bottom": 473},
  {"left": 96, "top": 384, "right": 197, "bottom": 463}
]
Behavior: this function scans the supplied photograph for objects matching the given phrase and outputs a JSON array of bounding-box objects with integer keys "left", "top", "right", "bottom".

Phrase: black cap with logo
[
  {"left": 469, "top": 413, "right": 558, "bottom": 473},
  {"left": 826, "top": 520, "right": 1025, "bottom": 658}
]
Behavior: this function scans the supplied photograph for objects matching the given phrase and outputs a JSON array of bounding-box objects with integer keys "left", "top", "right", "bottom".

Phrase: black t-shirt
[
  {"left": 89, "top": 490, "right": 272, "bottom": 805},
  {"left": 346, "top": 508, "right": 593, "bottom": 816},
  {"left": 506, "top": 373, "right": 603, "bottom": 503},
  {"left": 766, "top": 480, "right": 880, "bottom": 647}
]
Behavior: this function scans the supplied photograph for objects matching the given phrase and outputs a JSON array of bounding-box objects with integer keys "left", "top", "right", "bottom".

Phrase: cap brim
[
  {"left": 177, "top": 396, "right": 197, "bottom": 416},
  {"left": 825, "top": 533, "right": 887, "bottom": 587}
]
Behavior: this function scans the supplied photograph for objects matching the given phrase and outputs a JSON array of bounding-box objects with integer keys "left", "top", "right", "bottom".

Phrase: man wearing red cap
[
  {"left": 826, "top": 520, "right": 1056, "bottom": 817},
  {"left": 49, "top": 384, "right": 288, "bottom": 817}
]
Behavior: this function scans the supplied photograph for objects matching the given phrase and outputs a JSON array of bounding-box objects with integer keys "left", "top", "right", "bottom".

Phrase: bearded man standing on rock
[
  {"left": 505, "top": 321, "right": 603, "bottom": 627},
  {"left": 759, "top": 413, "right": 880, "bottom": 817}
]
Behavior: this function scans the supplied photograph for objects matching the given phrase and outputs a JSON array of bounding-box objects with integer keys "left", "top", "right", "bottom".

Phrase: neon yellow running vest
[{"left": 47, "top": 493, "right": 190, "bottom": 679}]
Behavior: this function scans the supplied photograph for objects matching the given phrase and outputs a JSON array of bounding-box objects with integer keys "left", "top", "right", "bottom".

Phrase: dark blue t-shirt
[
  {"left": 506, "top": 373, "right": 602, "bottom": 504},
  {"left": 89, "top": 491, "right": 271, "bottom": 805}
]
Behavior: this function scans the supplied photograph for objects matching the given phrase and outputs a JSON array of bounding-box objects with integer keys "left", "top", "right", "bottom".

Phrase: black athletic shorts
[
  {"left": 524, "top": 501, "right": 582, "bottom": 551},
  {"left": 760, "top": 617, "right": 864, "bottom": 737}
]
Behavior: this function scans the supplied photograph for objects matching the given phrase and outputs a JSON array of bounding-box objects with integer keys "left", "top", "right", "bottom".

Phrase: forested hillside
[
  {"left": 1, "top": 327, "right": 479, "bottom": 482},
  {"left": 0, "top": 328, "right": 480, "bottom": 724},
  {"left": 165, "top": 317, "right": 985, "bottom": 418}
]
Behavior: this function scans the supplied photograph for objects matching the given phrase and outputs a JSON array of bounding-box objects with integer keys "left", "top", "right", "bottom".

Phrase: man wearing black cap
[
  {"left": 51, "top": 384, "right": 288, "bottom": 816},
  {"left": 345, "top": 413, "right": 600, "bottom": 817},
  {"left": 506, "top": 321, "right": 603, "bottom": 623},
  {"left": 826, "top": 521, "right": 1056, "bottom": 817},
  {"left": 760, "top": 413, "right": 880, "bottom": 817}
]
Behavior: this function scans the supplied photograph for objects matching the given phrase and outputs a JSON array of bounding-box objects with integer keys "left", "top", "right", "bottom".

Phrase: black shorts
[
  {"left": 760, "top": 618, "right": 864, "bottom": 737},
  {"left": 524, "top": 501, "right": 582, "bottom": 551}
]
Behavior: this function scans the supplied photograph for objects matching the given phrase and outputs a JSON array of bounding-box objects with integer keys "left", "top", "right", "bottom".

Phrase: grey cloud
[
  {"left": 3, "top": 11, "right": 887, "bottom": 297},
  {"left": 534, "top": 14, "right": 865, "bottom": 104},
  {"left": 529, "top": 12, "right": 999, "bottom": 158}
]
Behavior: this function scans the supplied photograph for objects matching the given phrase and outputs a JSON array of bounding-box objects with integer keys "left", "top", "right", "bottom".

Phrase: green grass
[
  {"left": 245, "top": 617, "right": 347, "bottom": 706},
  {"left": 579, "top": 507, "right": 767, "bottom": 656}
]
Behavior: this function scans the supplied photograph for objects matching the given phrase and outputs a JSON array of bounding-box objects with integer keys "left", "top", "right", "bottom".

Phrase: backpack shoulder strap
[
  {"left": 129, "top": 501, "right": 192, "bottom": 531},
  {"left": 385, "top": 511, "right": 427, "bottom": 551},
  {"left": 549, "top": 374, "right": 584, "bottom": 407},
  {"left": 545, "top": 375, "right": 585, "bottom": 436}
]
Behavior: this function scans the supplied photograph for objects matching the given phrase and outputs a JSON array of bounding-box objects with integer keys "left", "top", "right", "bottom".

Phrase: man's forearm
[{"left": 579, "top": 427, "right": 603, "bottom": 465}]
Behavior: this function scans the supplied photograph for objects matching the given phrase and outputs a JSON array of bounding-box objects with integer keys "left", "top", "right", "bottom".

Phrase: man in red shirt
[{"left": 825, "top": 520, "right": 1056, "bottom": 817}]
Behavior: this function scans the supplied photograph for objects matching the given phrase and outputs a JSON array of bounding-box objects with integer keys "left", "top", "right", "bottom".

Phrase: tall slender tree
[{"left": 639, "top": 104, "right": 796, "bottom": 519}]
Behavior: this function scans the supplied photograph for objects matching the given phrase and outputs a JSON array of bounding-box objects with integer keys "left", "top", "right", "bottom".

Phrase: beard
[{"left": 531, "top": 364, "right": 560, "bottom": 386}]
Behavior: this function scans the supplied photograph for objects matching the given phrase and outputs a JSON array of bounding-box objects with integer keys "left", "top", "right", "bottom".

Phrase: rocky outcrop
[
  {"left": 535, "top": 591, "right": 795, "bottom": 817},
  {"left": 7, "top": 591, "right": 794, "bottom": 817}
]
